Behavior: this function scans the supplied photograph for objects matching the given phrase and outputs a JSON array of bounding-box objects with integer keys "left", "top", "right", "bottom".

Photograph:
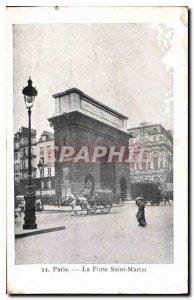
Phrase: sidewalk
[{"left": 15, "top": 211, "right": 66, "bottom": 238}]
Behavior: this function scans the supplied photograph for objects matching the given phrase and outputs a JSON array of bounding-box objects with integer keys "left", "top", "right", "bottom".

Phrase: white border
[{"left": 6, "top": 5, "right": 188, "bottom": 295}]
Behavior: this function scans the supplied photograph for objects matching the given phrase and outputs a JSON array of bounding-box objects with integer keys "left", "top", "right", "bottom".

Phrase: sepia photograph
[{"left": 6, "top": 5, "right": 188, "bottom": 294}]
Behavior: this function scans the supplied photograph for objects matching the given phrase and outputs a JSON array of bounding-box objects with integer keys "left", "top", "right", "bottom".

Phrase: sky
[{"left": 13, "top": 23, "right": 173, "bottom": 138}]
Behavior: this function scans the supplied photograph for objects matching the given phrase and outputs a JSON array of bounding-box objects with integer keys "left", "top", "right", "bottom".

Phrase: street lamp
[
  {"left": 22, "top": 77, "right": 38, "bottom": 229},
  {"left": 37, "top": 160, "right": 43, "bottom": 203}
]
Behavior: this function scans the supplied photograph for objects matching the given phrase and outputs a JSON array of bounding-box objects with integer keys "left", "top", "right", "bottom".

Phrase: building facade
[
  {"left": 14, "top": 127, "right": 37, "bottom": 197},
  {"left": 36, "top": 131, "right": 56, "bottom": 204},
  {"left": 14, "top": 128, "right": 56, "bottom": 204},
  {"left": 127, "top": 123, "right": 173, "bottom": 187},
  {"left": 49, "top": 88, "right": 131, "bottom": 202}
]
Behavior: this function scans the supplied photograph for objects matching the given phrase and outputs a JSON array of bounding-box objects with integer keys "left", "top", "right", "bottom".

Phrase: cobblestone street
[{"left": 15, "top": 202, "right": 173, "bottom": 264}]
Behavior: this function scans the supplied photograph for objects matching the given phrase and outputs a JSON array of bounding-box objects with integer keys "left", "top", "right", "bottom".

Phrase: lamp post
[
  {"left": 37, "top": 160, "right": 43, "bottom": 203},
  {"left": 22, "top": 77, "right": 38, "bottom": 230}
]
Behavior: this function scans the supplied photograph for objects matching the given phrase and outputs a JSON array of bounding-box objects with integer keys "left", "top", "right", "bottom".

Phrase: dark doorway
[
  {"left": 120, "top": 177, "right": 127, "bottom": 202},
  {"left": 100, "top": 161, "right": 116, "bottom": 194}
]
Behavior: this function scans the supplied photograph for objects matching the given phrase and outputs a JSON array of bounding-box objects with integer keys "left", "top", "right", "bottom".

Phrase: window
[
  {"left": 40, "top": 168, "right": 44, "bottom": 178},
  {"left": 40, "top": 147, "right": 44, "bottom": 155},
  {"left": 47, "top": 145, "right": 51, "bottom": 156},
  {"left": 141, "top": 134, "right": 146, "bottom": 141},
  {"left": 63, "top": 136, "right": 66, "bottom": 145},
  {"left": 40, "top": 157, "right": 44, "bottom": 165},
  {"left": 153, "top": 128, "right": 157, "bottom": 134},
  {"left": 160, "top": 161, "right": 163, "bottom": 168},
  {"left": 63, "top": 167, "right": 69, "bottom": 183},
  {"left": 148, "top": 162, "right": 150, "bottom": 169},
  {"left": 143, "top": 151, "right": 147, "bottom": 159},
  {"left": 21, "top": 161, "right": 25, "bottom": 169},
  {"left": 20, "top": 148, "right": 24, "bottom": 158},
  {"left": 153, "top": 157, "right": 158, "bottom": 170},
  {"left": 136, "top": 162, "right": 139, "bottom": 170},
  {"left": 41, "top": 181, "right": 44, "bottom": 189},
  {"left": 140, "top": 128, "right": 145, "bottom": 134},
  {"left": 133, "top": 151, "right": 139, "bottom": 161},
  {"left": 42, "top": 135, "right": 46, "bottom": 142},
  {"left": 48, "top": 168, "right": 51, "bottom": 177},
  {"left": 47, "top": 180, "right": 51, "bottom": 189},
  {"left": 153, "top": 136, "right": 157, "bottom": 143},
  {"left": 142, "top": 162, "right": 146, "bottom": 171},
  {"left": 159, "top": 135, "right": 163, "bottom": 140},
  {"left": 14, "top": 152, "right": 18, "bottom": 160}
]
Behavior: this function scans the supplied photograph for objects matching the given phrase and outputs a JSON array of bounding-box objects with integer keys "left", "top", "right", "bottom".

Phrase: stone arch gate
[{"left": 48, "top": 88, "right": 132, "bottom": 203}]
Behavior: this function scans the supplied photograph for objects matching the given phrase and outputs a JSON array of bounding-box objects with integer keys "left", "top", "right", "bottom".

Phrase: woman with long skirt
[{"left": 136, "top": 197, "right": 147, "bottom": 226}]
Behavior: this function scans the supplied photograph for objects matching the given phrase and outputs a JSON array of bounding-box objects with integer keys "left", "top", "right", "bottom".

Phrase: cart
[{"left": 83, "top": 190, "right": 113, "bottom": 214}]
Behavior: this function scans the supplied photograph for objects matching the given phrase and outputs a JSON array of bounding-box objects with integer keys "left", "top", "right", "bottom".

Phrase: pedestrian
[
  {"left": 68, "top": 193, "right": 78, "bottom": 216},
  {"left": 18, "top": 199, "right": 25, "bottom": 215},
  {"left": 136, "top": 197, "right": 147, "bottom": 227},
  {"left": 164, "top": 193, "right": 171, "bottom": 206}
]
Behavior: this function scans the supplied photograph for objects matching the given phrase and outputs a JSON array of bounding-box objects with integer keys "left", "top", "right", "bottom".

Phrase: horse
[{"left": 77, "top": 196, "right": 90, "bottom": 214}]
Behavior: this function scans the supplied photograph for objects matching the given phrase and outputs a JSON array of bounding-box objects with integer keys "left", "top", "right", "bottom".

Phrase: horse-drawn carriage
[
  {"left": 61, "top": 186, "right": 113, "bottom": 215},
  {"left": 82, "top": 189, "right": 113, "bottom": 214},
  {"left": 131, "top": 182, "right": 163, "bottom": 205}
]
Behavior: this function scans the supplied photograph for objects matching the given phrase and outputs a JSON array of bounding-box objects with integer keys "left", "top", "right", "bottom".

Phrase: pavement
[
  {"left": 15, "top": 201, "right": 173, "bottom": 264},
  {"left": 15, "top": 202, "right": 126, "bottom": 236}
]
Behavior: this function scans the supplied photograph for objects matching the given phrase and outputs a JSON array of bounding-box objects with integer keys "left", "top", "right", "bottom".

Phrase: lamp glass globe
[{"left": 26, "top": 96, "right": 33, "bottom": 104}]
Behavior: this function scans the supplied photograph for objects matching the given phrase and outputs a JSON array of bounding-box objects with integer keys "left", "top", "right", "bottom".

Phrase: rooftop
[
  {"left": 38, "top": 130, "right": 54, "bottom": 143},
  {"left": 52, "top": 87, "right": 128, "bottom": 120},
  {"left": 128, "top": 123, "right": 173, "bottom": 141},
  {"left": 14, "top": 127, "right": 36, "bottom": 139}
]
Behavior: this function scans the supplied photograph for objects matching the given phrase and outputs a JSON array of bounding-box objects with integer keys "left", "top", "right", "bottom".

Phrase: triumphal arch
[{"left": 48, "top": 88, "right": 131, "bottom": 202}]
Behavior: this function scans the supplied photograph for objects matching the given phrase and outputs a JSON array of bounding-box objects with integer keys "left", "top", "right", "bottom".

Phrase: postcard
[{"left": 6, "top": 5, "right": 188, "bottom": 294}]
